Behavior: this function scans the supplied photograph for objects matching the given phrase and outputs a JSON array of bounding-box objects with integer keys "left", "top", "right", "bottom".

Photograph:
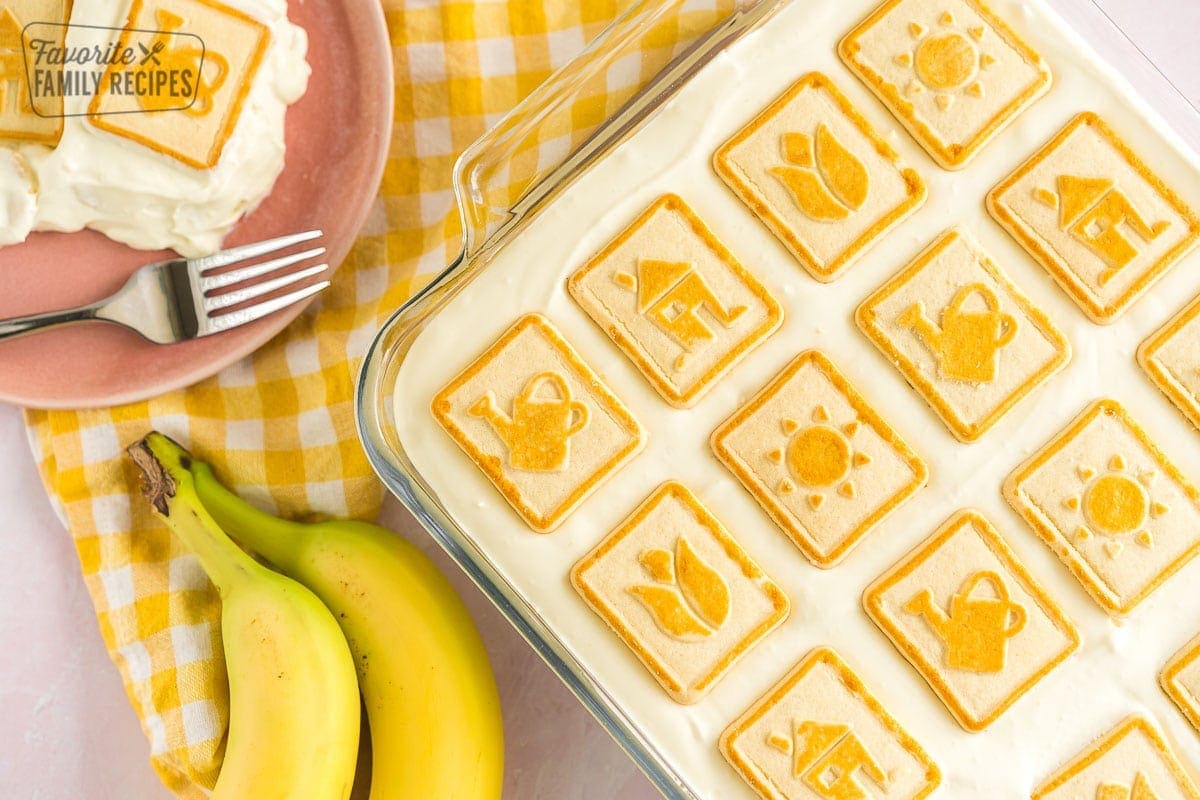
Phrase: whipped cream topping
[
  {"left": 394, "top": 0, "right": 1200, "bottom": 796},
  {"left": 1, "top": 0, "right": 308, "bottom": 256}
]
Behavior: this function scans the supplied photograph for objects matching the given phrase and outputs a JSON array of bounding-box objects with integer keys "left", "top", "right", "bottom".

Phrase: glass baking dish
[{"left": 355, "top": 1, "right": 1200, "bottom": 797}]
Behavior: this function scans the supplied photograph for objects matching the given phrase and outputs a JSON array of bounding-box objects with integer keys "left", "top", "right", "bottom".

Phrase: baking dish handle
[{"left": 449, "top": 0, "right": 785, "bottom": 267}]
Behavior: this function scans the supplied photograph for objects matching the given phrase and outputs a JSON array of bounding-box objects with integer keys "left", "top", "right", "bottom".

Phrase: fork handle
[{"left": 0, "top": 303, "right": 102, "bottom": 341}]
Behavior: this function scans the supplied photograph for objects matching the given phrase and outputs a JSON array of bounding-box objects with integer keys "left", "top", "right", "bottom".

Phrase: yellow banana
[
  {"left": 128, "top": 433, "right": 361, "bottom": 800},
  {"left": 181, "top": 445, "right": 505, "bottom": 799}
]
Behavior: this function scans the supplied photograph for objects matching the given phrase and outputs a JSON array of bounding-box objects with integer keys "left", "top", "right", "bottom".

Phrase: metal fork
[{"left": 0, "top": 230, "right": 330, "bottom": 344}]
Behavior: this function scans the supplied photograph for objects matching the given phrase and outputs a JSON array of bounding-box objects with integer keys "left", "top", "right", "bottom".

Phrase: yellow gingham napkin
[{"left": 22, "top": 1, "right": 624, "bottom": 795}]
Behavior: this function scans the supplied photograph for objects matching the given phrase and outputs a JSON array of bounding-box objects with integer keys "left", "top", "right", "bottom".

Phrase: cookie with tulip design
[
  {"left": 713, "top": 72, "right": 926, "bottom": 282},
  {"left": 571, "top": 482, "right": 789, "bottom": 704}
]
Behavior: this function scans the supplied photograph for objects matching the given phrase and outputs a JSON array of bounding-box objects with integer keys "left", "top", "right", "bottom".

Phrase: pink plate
[{"left": 0, "top": 0, "right": 393, "bottom": 410}]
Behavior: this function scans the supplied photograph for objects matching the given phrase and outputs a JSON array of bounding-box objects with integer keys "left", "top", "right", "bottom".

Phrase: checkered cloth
[{"left": 22, "top": 1, "right": 630, "bottom": 795}]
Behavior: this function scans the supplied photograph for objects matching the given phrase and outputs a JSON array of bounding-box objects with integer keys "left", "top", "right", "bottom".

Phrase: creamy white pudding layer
[
  {"left": 1, "top": 0, "right": 308, "bottom": 255},
  {"left": 395, "top": 0, "right": 1200, "bottom": 795}
]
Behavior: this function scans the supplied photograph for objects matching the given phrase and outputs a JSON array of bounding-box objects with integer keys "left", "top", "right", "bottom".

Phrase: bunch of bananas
[{"left": 128, "top": 432, "right": 504, "bottom": 800}]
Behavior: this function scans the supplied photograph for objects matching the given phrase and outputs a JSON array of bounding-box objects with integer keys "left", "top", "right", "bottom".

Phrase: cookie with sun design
[
  {"left": 431, "top": 313, "right": 646, "bottom": 533},
  {"left": 712, "top": 350, "right": 928, "bottom": 568},
  {"left": 856, "top": 228, "right": 1070, "bottom": 442},
  {"left": 1032, "top": 715, "right": 1200, "bottom": 800},
  {"left": 1162, "top": 631, "right": 1200, "bottom": 738},
  {"left": 989, "top": 113, "right": 1200, "bottom": 324},
  {"left": 713, "top": 72, "right": 927, "bottom": 283},
  {"left": 1138, "top": 291, "right": 1200, "bottom": 432},
  {"left": 864, "top": 509, "right": 1079, "bottom": 732},
  {"left": 571, "top": 482, "right": 789, "bottom": 704},
  {"left": 1004, "top": 399, "right": 1200, "bottom": 615},
  {"left": 568, "top": 194, "right": 783, "bottom": 408},
  {"left": 839, "top": 0, "right": 1050, "bottom": 170},
  {"left": 720, "top": 647, "right": 941, "bottom": 800}
]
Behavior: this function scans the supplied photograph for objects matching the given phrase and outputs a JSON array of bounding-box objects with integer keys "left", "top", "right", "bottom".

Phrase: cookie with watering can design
[
  {"left": 856, "top": 228, "right": 1070, "bottom": 442},
  {"left": 89, "top": 0, "right": 271, "bottom": 169},
  {"left": 864, "top": 509, "right": 1079, "bottom": 732},
  {"left": 713, "top": 72, "right": 926, "bottom": 282},
  {"left": 571, "top": 481, "right": 789, "bottom": 704},
  {"left": 1033, "top": 715, "right": 1200, "bottom": 800},
  {"left": 568, "top": 194, "right": 782, "bottom": 408},
  {"left": 712, "top": 350, "right": 928, "bottom": 568},
  {"left": 839, "top": 0, "right": 1051, "bottom": 170},
  {"left": 1004, "top": 399, "right": 1200, "bottom": 615},
  {"left": 721, "top": 647, "right": 941, "bottom": 800},
  {"left": 988, "top": 113, "right": 1200, "bottom": 324},
  {"left": 431, "top": 313, "right": 646, "bottom": 532}
]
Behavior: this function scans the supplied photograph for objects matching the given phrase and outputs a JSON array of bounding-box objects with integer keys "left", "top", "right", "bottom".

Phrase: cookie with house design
[
  {"left": 570, "top": 481, "right": 789, "bottom": 704},
  {"left": 721, "top": 647, "right": 941, "bottom": 800},
  {"left": 713, "top": 72, "right": 926, "bottom": 282},
  {"left": 568, "top": 194, "right": 782, "bottom": 407},
  {"left": 856, "top": 228, "right": 1070, "bottom": 442},
  {"left": 988, "top": 113, "right": 1200, "bottom": 323},
  {"left": 431, "top": 313, "right": 645, "bottom": 533},
  {"left": 1033, "top": 715, "right": 1200, "bottom": 800},
  {"left": 1004, "top": 399, "right": 1200, "bottom": 615},
  {"left": 89, "top": 0, "right": 271, "bottom": 169},
  {"left": 839, "top": 0, "right": 1051, "bottom": 170},
  {"left": 1138, "top": 292, "right": 1200, "bottom": 432},
  {"left": 864, "top": 509, "right": 1079, "bottom": 732},
  {"left": 0, "top": 0, "right": 71, "bottom": 144},
  {"left": 712, "top": 350, "right": 927, "bottom": 568},
  {"left": 1162, "top": 632, "right": 1200, "bottom": 737}
]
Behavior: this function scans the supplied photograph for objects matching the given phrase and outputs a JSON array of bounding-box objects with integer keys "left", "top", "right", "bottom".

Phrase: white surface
[{"left": 3, "top": 1, "right": 1200, "bottom": 798}]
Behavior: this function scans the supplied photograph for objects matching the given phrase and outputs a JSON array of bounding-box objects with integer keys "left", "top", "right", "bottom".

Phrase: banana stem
[
  {"left": 126, "top": 433, "right": 257, "bottom": 594},
  {"left": 190, "top": 463, "right": 312, "bottom": 574}
]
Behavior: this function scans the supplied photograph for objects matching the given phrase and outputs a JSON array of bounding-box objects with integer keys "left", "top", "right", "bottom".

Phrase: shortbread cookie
[
  {"left": 1138, "top": 292, "right": 1200, "bottom": 431},
  {"left": 712, "top": 350, "right": 927, "bottom": 568},
  {"left": 89, "top": 0, "right": 271, "bottom": 169},
  {"left": 713, "top": 72, "right": 926, "bottom": 282},
  {"left": 856, "top": 228, "right": 1070, "bottom": 442},
  {"left": 864, "top": 509, "right": 1079, "bottom": 732},
  {"left": 839, "top": 0, "right": 1050, "bottom": 170},
  {"left": 1162, "top": 632, "right": 1200, "bottom": 738},
  {"left": 721, "top": 647, "right": 940, "bottom": 800},
  {"left": 1032, "top": 715, "right": 1200, "bottom": 800},
  {"left": 568, "top": 194, "right": 783, "bottom": 407},
  {"left": 431, "top": 313, "right": 645, "bottom": 533},
  {"left": 571, "top": 481, "right": 789, "bottom": 704},
  {"left": 0, "top": 0, "right": 71, "bottom": 144},
  {"left": 1004, "top": 399, "right": 1200, "bottom": 615},
  {"left": 988, "top": 112, "right": 1200, "bottom": 324}
]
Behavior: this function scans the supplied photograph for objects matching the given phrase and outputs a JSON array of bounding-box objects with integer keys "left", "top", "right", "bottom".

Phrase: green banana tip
[{"left": 125, "top": 432, "right": 194, "bottom": 516}]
